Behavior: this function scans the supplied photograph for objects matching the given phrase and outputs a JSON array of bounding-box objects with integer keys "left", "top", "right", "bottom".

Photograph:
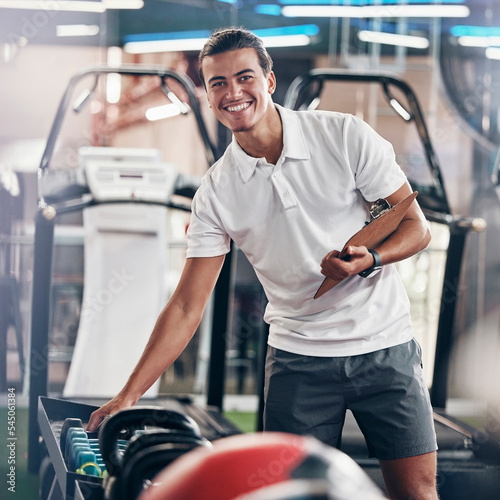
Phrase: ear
[{"left": 267, "top": 71, "right": 277, "bottom": 94}]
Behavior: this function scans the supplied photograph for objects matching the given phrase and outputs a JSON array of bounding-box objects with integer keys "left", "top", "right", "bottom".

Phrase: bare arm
[
  {"left": 87, "top": 254, "right": 225, "bottom": 431},
  {"left": 320, "top": 181, "right": 431, "bottom": 282}
]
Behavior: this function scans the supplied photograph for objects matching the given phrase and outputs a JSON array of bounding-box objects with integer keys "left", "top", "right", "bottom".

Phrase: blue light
[
  {"left": 123, "top": 30, "right": 211, "bottom": 43},
  {"left": 450, "top": 26, "right": 500, "bottom": 38},
  {"left": 122, "top": 25, "right": 320, "bottom": 45},
  {"left": 255, "top": 5, "right": 282, "bottom": 16},
  {"left": 217, "top": 0, "right": 238, "bottom": 4},
  {"left": 278, "top": 0, "right": 464, "bottom": 4},
  {"left": 253, "top": 24, "right": 320, "bottom": 37}
]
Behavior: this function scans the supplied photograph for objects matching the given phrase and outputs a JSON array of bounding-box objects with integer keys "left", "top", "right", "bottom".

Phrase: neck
[{"left": 234, "top": 104, "right": 283, "bottom": 165}]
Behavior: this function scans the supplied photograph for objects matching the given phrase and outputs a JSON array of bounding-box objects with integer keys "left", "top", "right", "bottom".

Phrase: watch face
[
  {"left": 369, "top": 198, "right": 392, "bottom": 221},
  {"left": 365, "top": 266, "right": 382, "bottom": 278}
]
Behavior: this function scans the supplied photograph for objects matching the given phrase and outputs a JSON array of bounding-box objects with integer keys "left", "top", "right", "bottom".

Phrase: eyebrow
[{"left": 208, "top": 68, "right": 256, "bottom": 86}]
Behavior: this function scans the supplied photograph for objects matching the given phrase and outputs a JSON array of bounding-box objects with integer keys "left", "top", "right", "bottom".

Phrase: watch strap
[{"left": 358, "top": 249, "right": 382, "bottom": 278}]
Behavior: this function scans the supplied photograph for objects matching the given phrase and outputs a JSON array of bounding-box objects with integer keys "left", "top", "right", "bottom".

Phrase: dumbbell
[
  {"left": 59, "top": 418, "right": 103, "bottom": 477},
  {"left": 98, "top": 407, "right": 210, "bottom": 500}
]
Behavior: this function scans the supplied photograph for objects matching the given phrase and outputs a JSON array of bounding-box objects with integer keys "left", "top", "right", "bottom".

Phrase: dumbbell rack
[
  {"left": 38, "top": 397, "right": 104, "bottom": 500},
  {"left": 38, "top": 395, "right": 242, "bottom": 500}
]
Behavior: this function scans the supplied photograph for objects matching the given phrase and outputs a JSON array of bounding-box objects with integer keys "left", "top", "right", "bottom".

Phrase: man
[{"left": 88, "top": 27, "right": 438, "bottom": 499}]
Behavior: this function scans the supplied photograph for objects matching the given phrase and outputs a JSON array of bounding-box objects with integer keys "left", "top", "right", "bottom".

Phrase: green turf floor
[{"left": 1, "top": 406, "right": 40, "bottom": 499}]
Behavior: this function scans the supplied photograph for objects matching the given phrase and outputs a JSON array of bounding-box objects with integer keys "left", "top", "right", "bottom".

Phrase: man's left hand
[{"left": 320, "top": 245, "right": 374, "bottom": 282}]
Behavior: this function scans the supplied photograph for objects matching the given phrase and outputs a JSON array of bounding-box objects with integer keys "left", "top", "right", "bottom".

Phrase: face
[{"left": 202, "top": 47, "right": 276, "bottom": 134}]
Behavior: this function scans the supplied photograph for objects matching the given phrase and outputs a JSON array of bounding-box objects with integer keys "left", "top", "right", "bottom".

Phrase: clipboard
[{"left": 314, "top": 191, "right": 418, "bottom": 299}]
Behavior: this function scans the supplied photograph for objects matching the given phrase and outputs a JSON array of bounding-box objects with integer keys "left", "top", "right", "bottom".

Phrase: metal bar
[
  {"left": 206, "top": 244, "right": 234, "bottom": 410},
  {"left": 256, "top": 323, "right": 269, "bottom": 432},
  {"left": 430, "top": 226, "right": 467, "bottom": 408},
  {"left": 28, "top": 208, "right": 55, "bottom": 473}
]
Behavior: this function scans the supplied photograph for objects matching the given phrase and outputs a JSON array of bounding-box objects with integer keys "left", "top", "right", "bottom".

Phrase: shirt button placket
[{"left": 272, "top": 169, "right": 296, "bottom": 209}]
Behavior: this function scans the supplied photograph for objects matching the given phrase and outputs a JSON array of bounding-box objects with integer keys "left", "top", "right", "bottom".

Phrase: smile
[{"left": 225, "top": 102, "right": 251, "bottom": 112}]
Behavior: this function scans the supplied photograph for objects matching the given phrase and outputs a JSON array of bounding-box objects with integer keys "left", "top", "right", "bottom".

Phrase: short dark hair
[{"left": 198, "top": 27, "right": 273, "bottom": 87}]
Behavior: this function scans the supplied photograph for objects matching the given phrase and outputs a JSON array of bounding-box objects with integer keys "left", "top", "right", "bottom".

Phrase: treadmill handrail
[
  {"left": 38, "top": 64, "right": 217, "bottom": 207},
  {"left": 284, "top": 68, "right": 451, "bottom": 215}
]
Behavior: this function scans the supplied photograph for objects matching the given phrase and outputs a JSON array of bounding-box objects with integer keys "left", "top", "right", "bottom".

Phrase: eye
[{"left": 240, "top": 75, "right": 252, "bottom": 82}]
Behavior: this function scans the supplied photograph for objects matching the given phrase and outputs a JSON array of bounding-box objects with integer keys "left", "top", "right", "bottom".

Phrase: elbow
[{"left": 421, "top": 222, "right": 432, "bottom": 251}]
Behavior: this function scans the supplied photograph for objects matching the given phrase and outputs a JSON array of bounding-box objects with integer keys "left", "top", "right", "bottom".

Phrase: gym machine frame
[
  {"left": 283, "top": 68, "right": 485, "bottom": 409},
  {"left": 282, "top": 70, "right": 500, "bottom": 499},
  {"left": 28, "top": 65, "right": 235, "bottom": 475}
]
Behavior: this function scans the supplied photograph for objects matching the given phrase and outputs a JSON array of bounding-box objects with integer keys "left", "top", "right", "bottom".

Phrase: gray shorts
[{"left": 263, "top": 339, "right": 438, "bottom": 460}]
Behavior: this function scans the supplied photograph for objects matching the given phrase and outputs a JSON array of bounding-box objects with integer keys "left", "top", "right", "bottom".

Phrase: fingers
[
  {"left": 320, "top": 246, "right": 371, "bottom": 280},
  {"left": 87, "top": 409, "right": 108, "bottom": 432},
  {"left": 320, "top": 250, "right": 349, "bottom": 281},
  {"left": 345, "top": 245, "right": 368, "bottom": 258}
]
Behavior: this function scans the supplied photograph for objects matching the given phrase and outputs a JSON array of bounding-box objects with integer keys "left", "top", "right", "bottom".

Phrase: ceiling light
[
  {"left": 124, "top": 35, "right": 312, "bottom": 54},
  {"left": 102, "top": 0, "right": 143, "bottom": 9},
  {"left": 485, "top": 47, "right": 500, "bottom": 60},
  {"left": 358, "top": 30, "right": 429, "bottom": 49},
  {"left": 57, "top": 24, "right": 100, "bottom": 37},
  {"left": 255, "top": 5, "right": 282, "bottom": 16},
  {"left": 450, "top": 25, "right": 500, "bottom": 38},
  {"left": 124, "top": 38, "right": 208, "bottom": 54},
  {"left": 124, "top": 25, "right": 318, "bottom": 54},
  {"left": 0, "top": 0, "right": 143, "bottom": 12},
  {"left": 262, "top": 34, "right": 311, "bottom": 47},
  {"left": 145, "top": 103, "right": 183, "bottom": 122},
  {"left": 0, "top": 0, "right": 105, "bottom": 12},
  {"left": 458, "top": 36, "right": 500, "bottom": 48},
  {"left": 282, "top": 5, "right": 470, "bottom": 19}
]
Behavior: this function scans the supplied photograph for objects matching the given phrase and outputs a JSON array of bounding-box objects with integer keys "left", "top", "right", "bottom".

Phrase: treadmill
[
  {"left": 283, "top": 69, "right": 500, "bottom": 499},
  {"left": 27, "top": 65, "right": 240, "bottom": 486}
]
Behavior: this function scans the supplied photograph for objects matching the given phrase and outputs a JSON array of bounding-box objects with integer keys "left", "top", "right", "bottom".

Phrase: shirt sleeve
[
  {"left": 343, "top": 114, "right": 407, "bottom": 201},
  {"left": 186, "top": 180, "right": 231, "bottom": 259}
]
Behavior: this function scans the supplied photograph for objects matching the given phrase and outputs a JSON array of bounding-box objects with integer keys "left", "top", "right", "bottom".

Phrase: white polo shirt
[{"left": 186, "top": 105, "right": 413, "bottom": 356}]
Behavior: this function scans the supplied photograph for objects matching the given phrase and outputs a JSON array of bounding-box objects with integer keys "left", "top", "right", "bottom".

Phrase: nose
[{"left": 226, "top": 80, "right": 243, "bottom": 99}]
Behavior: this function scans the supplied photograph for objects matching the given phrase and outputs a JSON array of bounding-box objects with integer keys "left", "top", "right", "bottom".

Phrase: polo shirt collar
[{"left": 231, "top": 104, "right": 311, "bottom": 183}]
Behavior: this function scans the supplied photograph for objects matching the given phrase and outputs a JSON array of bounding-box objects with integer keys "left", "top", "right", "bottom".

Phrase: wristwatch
[{"left": 358, "top": 249, "right": 382, "bottom": 278}]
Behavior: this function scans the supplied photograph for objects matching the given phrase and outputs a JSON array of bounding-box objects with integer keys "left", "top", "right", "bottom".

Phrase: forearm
[{"left": 373, "top": 216, "right": 431, "bottom": 266}]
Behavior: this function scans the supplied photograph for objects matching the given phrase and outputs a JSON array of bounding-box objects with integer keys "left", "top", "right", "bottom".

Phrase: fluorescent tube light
[
  {"left": 486, "top": 47, "right": 500, "bottom": 60},
  {"left": 124, "top": 38, "right": 208, "bottom": 54},
  {"left": 458, "top": 36, "right": 500, "bottom": 48},
  {"left": 0, "top": 1, "right": 105, "bottom": 12},
  {"left": 282, "top": 5, "right": 470, "bottom": 19},
  {"left": 145, "top": 103, "right": 182, "bottom": 122},
  {"left": 0, "top": 0, "right": 143, "bottom": 12},
  {"left": 262, "top": 34, "right": 311, "bottom": 47},
  {"left": 57, "top": 24, "right": 100, "bottom": 37},
  {"left": 358, "top": 30, "right": 429, "bottom": 49},
  {"left": 102, "top": 0, "right": 143, "bottom": 9},
  {"left": 125, "top": 26, "right": 317, "bottom": 54},
  {"left": 451, "top": 26, "right": 500, "bottom": 38},
  {"left": 125, "top": 34, "right": 312, "bottom": 54}
]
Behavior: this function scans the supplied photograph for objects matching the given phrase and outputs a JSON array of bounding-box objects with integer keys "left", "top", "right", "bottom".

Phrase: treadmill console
[{"left": 79, "top": 147, "right": 178, "bottom": 203}]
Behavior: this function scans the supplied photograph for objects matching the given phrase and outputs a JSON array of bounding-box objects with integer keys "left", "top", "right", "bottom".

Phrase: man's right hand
[{"left": 86, "top": 392, "right": 137, "bottom": 432}]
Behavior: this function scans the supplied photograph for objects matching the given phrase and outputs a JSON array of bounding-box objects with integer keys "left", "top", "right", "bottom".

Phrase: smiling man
[{"left": 88, "top": 27, "right": 438, "bottom": 500}]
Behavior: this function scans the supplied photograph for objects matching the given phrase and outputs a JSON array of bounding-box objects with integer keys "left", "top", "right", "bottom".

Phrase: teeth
[{"left": 226, "top": 102, "right": 250, "bottom": 112}]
